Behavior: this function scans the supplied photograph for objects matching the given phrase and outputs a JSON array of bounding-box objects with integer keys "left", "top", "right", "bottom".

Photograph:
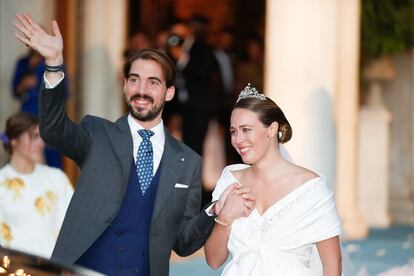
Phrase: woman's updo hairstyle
[
  {"left": 2, "top": 112, "right": 39, "bottom": 155},
  {"left": 234, "top": 96, "right": 292, "bottom": 144}
]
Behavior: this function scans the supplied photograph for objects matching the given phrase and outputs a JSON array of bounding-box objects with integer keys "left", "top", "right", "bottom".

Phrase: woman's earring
[{"left": 278, "top": 131, "right": 282, "bottom": 139}]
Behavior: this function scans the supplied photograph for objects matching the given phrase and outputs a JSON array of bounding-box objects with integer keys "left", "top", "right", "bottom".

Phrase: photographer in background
[{"left": 166, "top": 19, "right": 224, "bottom": 207}]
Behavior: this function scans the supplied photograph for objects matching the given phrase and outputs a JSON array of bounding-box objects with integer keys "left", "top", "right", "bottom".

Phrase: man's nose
[{"left": 138, "top": 80, "right": 146, "bottom": 93}]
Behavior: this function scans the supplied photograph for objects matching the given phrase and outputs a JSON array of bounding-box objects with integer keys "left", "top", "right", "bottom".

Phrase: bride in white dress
[{"left": 204, "top": 84, "right": 342, "bottom": 276}]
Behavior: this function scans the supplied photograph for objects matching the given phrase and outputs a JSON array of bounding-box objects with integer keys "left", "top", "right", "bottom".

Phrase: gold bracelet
[{"left": 214, "top": 217, "right": 230, "bottom": 227}]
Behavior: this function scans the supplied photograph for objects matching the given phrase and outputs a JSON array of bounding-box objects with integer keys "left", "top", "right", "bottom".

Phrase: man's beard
[{"left": 127, "top": 93, "right": 165, "bottom": 122}]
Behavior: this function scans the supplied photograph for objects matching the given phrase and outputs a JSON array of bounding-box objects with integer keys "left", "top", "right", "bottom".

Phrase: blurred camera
[{"left": 167, "top": 34, "right": 185, "bottom": 48}]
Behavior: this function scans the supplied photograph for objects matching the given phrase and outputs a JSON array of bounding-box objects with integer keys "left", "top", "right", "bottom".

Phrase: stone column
[
  {"left": 264, "top": 0, "right": 336, "bottom": 186},
  {"left": 384, "top": 52, "right": 414, "bottom": 224},
  {"left": 358, "top": 81, "right": 392, "bottom": 227},
  {"left": 80, "top": 0, "right": 126, "bottom": 120},
  {"left": 335, "top": 0, "right": 368, "bottom": 239},
  {"left": 264, "top": 0, "right": 367, "bottom": 238}
]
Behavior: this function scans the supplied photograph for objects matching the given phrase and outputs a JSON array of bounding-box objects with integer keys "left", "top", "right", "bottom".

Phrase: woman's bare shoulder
[
  {"left": 231, "top": 166, "right": 249, "bottom": 181},
  {"left": 288, "top": 164, "right": 320, "bottom": 187}
]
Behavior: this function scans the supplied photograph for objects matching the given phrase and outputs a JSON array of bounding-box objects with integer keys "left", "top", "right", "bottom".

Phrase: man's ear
[
  {"left": 123, "top": 78, "right": 128, "bottom": 93},
  {"left": 165, "top": 86, "right": 175, "bottom": 102}
]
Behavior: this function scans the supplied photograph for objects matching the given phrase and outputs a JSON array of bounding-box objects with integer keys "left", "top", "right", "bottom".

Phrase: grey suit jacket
[{"left": 39, "top": 82, "right": 215, "bottom": 276}]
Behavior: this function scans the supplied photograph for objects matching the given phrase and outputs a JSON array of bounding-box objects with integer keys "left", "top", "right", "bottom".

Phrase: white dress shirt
[{"left": 128, "top": 114, "right": 165, "bottom": 175}]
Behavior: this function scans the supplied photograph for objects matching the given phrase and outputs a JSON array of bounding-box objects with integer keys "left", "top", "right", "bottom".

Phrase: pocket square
[{"left": 175, "top": 183, "right": 189, "bottom": 188}]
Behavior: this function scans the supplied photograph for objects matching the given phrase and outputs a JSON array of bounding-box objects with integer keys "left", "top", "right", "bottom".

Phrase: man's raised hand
[{"left": 14, "top": 13, "right": 63, "bottom": 66}]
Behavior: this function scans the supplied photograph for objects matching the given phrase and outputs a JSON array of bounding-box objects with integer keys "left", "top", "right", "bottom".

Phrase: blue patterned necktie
[{"left": 137, "top": 129, "right": 154, "bottom": 195}]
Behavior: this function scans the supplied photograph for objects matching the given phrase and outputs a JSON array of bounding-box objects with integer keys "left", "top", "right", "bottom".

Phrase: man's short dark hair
[{"left": 123, "top": 49, "right": 176, "bottom": 87}]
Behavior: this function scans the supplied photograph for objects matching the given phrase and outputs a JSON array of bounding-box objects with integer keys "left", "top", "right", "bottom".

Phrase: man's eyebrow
[
  {"left": 148, "top": 76, "right": 162, "bottom": 83},
  {"left": 128, "top": 73, "right": 140, "bottom": 78},
  {"left": 127, "top": 74, "right": 162, "bottom": 83}
]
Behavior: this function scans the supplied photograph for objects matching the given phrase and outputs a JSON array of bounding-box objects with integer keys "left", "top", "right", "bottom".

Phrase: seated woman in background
[{"left": 0, "top": 112, "right": 73, "bottom": 258}]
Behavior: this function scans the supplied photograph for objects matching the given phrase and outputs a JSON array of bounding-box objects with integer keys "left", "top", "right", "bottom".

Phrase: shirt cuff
[
  {"left": 204, "top": 201, "right": 217, "bottom": 217},
  {"left": 43, "top": 73, "right": 65, "bottom": 89}
]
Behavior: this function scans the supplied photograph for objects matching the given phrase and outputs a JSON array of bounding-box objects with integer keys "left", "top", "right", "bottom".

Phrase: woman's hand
[{"left": 14, "top": 13, "right": 63, "bottom": 66}]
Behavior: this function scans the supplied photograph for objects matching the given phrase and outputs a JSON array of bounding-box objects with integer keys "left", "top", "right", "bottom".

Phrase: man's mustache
[{"left": 129, "top": 94, "right": 154, "bottom": 103}]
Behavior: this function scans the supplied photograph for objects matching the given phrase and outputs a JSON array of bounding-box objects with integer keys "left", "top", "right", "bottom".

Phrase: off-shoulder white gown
[{"left": 212, "top": 164, "right": 342, "bottom": 276}]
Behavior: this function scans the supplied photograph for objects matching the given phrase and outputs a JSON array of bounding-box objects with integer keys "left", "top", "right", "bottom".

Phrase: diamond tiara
[{"left": 236, "top": 83, "right": 266, "bottom": 103}]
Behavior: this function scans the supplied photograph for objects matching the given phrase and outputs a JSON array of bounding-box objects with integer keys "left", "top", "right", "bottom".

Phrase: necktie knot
[{"left": 138, "top": 129, "right": 154, "bottom": 140}]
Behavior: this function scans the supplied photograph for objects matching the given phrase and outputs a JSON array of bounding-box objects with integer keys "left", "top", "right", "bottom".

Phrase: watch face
[{"left": 0, "top": 247, "right": 103, "bottom": 276}]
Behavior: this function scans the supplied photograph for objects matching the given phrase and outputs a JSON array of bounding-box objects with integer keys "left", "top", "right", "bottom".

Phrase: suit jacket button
[
  {"left": 116, "top": 231, "right": 123, "bottom": 236},
  {"left": 134, "top": 268, "right": 140, "bottom": 273}
]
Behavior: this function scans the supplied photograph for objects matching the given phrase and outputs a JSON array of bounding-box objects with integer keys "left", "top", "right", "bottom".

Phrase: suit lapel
[
  {"left": 151, "top": 129, "right": 185, "bottom": 224},
  {"left": 104, "top": 115, "right": 133, "bottom": 181}
]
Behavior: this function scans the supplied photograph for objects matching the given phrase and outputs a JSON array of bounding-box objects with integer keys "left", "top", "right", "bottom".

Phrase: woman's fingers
[
  {"left": 244, "top": 200, "right": 256, "bottom": 210},
  {"left": 242, "top": 192, "right": 256, "bottom": 201},
  {"left": 222, "top": 183, "right": 240, "bottom": 199},
  {"left": 235, "top": 188, "right": 256, "bottom": 201}
]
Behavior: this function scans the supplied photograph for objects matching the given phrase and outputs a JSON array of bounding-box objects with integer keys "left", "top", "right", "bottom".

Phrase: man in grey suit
[{"left": 14, "top": 13, "right": 218, "bottom": 275}]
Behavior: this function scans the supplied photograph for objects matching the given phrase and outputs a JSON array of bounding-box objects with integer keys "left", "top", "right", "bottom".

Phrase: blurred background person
[
  {"left": 166, "top": 18, "right": 223, "bottom": 155},
  {"left": 155, "top": 29, "right": 170, "bottom": 52},
  {"left": 0, "top": 112, "right": 73, "bottom": 258},
  {"left": 11, "top": 48, "right": 68, "bottom": 169},
  {"left": 166, "top": 18, "right": 224, "bottom": 207},
  {"left": 12, "top": 49, "right": 44, "bottom": 116},
  {"left": 235, "top": 35, "right": 264, "bottom": 95},
  {"left": 213, "top": 27, "right": 242, "bottom": 165},
  {"left": 123, "top": 30, "right": 152, "bottom": 61},
  {"left": 120, "top": 30, "right": 153, "bottom": 110},
  {"left": 214, "top": 27, "right": 235, "bottom": 104}
]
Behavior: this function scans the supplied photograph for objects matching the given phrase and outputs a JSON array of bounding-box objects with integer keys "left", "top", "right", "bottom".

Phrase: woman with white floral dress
[{"left": 0, "top": 112, "right": 73, "bottom": 258}]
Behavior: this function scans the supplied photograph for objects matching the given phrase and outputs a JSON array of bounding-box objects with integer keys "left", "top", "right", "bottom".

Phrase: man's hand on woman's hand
[{"left": 215, "top": 183, "right": 256, "bottom": 225}]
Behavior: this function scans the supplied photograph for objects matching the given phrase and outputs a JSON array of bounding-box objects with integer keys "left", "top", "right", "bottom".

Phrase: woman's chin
[{"left": 240, "top": 156, "right": 254, "bottom": 165}]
